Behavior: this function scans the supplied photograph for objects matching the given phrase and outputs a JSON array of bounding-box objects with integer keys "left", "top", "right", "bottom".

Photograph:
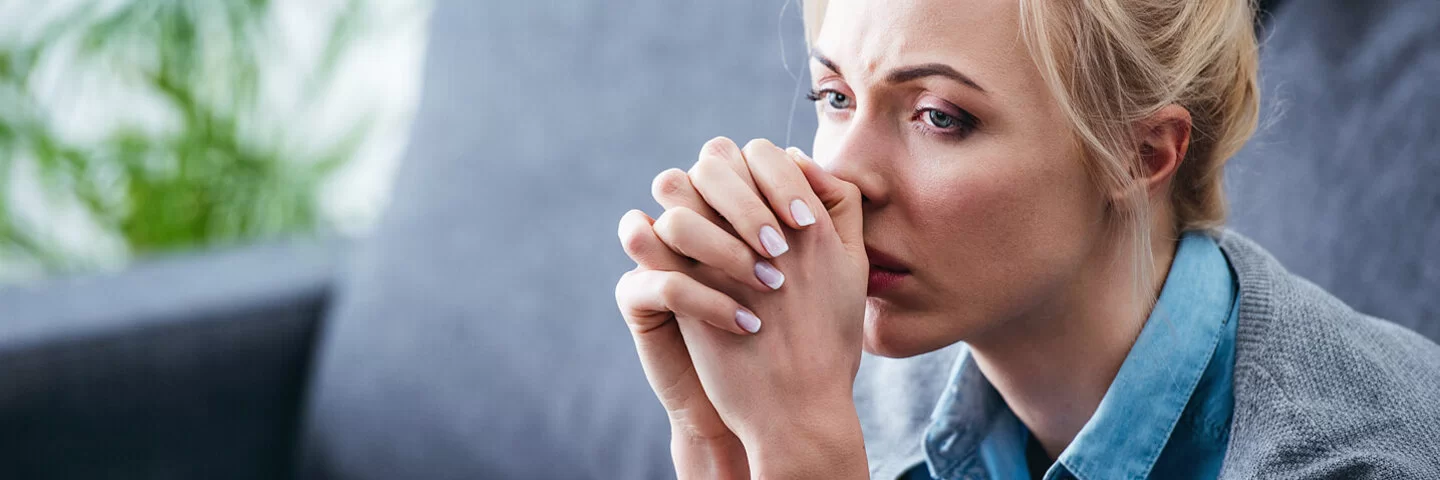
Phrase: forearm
[{"left": 672, "top": 431, "right": 750, "bottom": 480}]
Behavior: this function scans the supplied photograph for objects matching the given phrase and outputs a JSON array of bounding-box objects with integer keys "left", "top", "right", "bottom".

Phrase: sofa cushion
[
  {"left": 300, "top": 1, "right": 815, "bottom": 478},
  {"left": 1226, "top": 0, "right": 1440, "bottom": 341}
]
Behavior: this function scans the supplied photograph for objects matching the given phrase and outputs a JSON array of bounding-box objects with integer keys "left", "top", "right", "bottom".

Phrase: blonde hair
[{"left": 801, "top": 0, "right": 1260, "bottom": 308}]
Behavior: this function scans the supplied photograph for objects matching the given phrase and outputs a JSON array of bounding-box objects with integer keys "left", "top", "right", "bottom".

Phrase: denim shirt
[{"left": 904, "top": 232, "right": 1240, "bottom": 480}]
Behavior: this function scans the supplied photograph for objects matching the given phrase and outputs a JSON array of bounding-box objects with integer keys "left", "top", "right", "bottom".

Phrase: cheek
[
  {"left": 911, "top": 150, "right": 1094, "bottom": 258},
  {"left": 902, "top": 138, "right": 1102, "bottom": 325}
]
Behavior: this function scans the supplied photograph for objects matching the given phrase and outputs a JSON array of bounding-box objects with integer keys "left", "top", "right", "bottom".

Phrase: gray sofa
[{"left": 1, "top": 0, "right": 1435, "bottom": 478}]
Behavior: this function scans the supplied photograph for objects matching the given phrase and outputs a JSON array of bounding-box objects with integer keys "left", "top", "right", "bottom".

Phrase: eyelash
[
  {"left": 806, "top": 88, "right": 980, "bottom": 140},
  {"left": 805, "top": 88, "right": 841, "bottom": 105}
]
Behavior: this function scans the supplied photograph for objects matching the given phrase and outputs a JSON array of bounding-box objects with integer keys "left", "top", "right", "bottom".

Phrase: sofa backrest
[
  {"left": 300, "top": 1, "right": 815, "bottom": 478},
  {"left": 1226, "top": 0, "right": 1440, "bottom": 341}
]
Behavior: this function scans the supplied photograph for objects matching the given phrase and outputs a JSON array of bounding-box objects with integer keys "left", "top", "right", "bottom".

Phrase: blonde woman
[{"left": 614, "top": 0, "right": 1440, "bottom": 478}]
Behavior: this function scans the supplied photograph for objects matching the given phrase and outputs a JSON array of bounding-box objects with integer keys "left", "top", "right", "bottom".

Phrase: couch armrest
[{"left": 0, "top": 239, "right": 343, "bottom": 480}]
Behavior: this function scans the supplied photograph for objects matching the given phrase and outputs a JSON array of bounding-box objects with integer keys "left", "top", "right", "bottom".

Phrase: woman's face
[{"left": 810, "top": 0, "right": 1111, "bottom": 357}]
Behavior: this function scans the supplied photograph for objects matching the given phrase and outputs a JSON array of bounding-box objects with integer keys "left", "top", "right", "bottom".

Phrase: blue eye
[
  {"left": 915, "top": 104, "right": 980, "bottom": 139},
  {"left": 807, "top": 89, "right": 853, "bottom": 110},
  {"left": 926, "top": 109, "right": 955, "bottom": 129}
]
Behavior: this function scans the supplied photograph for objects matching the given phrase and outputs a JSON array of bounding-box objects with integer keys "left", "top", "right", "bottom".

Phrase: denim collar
[
  {"left": 921, "top": 232, "right": 1237, "bottom": 480},
  {"left": 921, "top": 348, "right": 1008, "bottom": 479}
]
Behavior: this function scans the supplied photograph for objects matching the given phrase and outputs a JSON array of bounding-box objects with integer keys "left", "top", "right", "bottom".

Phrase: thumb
[{"left": 787, "top": 147, "right": 864, "bottom": 252}]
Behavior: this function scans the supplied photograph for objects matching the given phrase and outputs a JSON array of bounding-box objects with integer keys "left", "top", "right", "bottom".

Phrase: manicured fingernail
[
  {"left": 736, "top": 309, "right": 762, "bottom": 333},
  {"left": 759, "top": 225, "right": 789, "bottom": 257},
  {"left": 754, "top": 260, "right": 785, "bottom": 290},
  {"left": 790, "top": 199, "right": 816, "bottom": 227}
]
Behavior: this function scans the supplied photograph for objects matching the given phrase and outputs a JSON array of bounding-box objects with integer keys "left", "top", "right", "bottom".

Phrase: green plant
[{"left": 0, "top": 0, "right": 375, "bottom": 279}]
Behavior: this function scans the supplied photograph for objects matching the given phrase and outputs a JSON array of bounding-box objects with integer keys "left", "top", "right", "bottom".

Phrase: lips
[
  {"left": 866, "top": 246, "right": 909, "bottom": 273},
  {"left": 866, "top": 246, "right": 911, "bottom": 296}
]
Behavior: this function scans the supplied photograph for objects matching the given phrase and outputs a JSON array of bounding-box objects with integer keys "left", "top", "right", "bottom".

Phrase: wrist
[
  {"left": 743, "top": 404, "right": 868, "bottom": 479},
  {"left": 671, "top": 428, "right": 749, "bottom": 480}
]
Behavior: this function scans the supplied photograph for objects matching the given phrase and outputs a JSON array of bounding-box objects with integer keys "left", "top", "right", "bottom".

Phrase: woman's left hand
[{"left": 647, "top": 137, "right": 870, "bottom": 477}]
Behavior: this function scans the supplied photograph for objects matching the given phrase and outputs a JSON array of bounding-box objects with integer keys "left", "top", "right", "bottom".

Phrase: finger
[
  {"left": 654, "top": 206, "right": 785, "bottom": 292},
  {"left": 619, "top": 208, "right": 749, "bottom": 294},
  {"left": 615, "top": 268, "right": 750, "bottom": 441},
  {"left": 650, "top": 167, "right": 728, "bottom": 231},
  {"left": 743, "top": 139, "right": 822, "bottom": 230},
  {"left": 690, "top": 137, "right": 790, "bottom": 259},
  {"left": 618, "top": 209, "right": 692, "bottom": 271},
  {"left": 788, "top": 147, "right": 864, "bottom": 250},
  {"left": 617, "top": 269, "right": 762, "bottom": 335}
]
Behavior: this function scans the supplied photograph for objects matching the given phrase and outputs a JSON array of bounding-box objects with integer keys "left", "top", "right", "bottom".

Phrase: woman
[{"left": 614, "top": 0, "right": 1440, "bottom": 478}]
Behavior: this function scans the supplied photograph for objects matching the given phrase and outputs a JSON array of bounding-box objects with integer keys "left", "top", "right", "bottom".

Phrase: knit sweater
[{"left": 853, "top": 231, "right": 1440, "bottom": 479}]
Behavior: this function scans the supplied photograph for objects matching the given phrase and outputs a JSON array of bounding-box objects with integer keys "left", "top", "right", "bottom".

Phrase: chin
[{"left": 860, "top": 299, "right": 955, "bottom": 358}]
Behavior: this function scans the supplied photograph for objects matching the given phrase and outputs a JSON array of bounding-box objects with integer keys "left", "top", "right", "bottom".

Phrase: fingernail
[
  {"left": 790, "top": 199, "right": 816, "bottom": 227},
  {"left": 736, "top": 309, "right": 762, "bottom": 333},
  {"left": 754, "top": 260, "right": 785, "bottom": 290},
  {"left": 759, "top": 225, "right": 789, "bottom": 257}
]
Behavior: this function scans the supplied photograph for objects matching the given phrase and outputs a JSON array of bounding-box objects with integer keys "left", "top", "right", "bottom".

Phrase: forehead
[{"left": 812, "top": 0, "right": 1025, "bottom": 86}]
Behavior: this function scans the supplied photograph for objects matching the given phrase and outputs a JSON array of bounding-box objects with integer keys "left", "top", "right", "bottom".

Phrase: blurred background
[
  {"left": 0, "top": 0, "right": 427, "bottom": 283},
  {"left": 0, "top": 0, "right": 1435, "bottom": 479}
]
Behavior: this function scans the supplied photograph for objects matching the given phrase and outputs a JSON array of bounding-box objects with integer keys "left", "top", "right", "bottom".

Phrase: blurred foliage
[{"left": 0, "top": 0, "right": 374, "bottom": 276}]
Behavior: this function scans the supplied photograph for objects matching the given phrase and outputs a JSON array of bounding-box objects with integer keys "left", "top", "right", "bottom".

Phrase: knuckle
[
  {"left": 688, "top": 159, "right": 733, "bottom": 194},
  {"left": 651, "top": 209, "right": 682, "bottom": 240},
  {"left": 617, "top": 213, "right": 654, "bottom": 256},
  {"left": 655, "top": 271, "right": 690, "bottom": 302},
  {"left": 616, "top": 211, "right": 634, "bottom": 241},
  {"left": 686, "top": 160, "right": 712, "bottom": 186},
  {"left": 615, "top": 268, "right": 642, "bottom": 303},
  {"left": 666, "top": 206, "right": 701, "bottom": 225},
  {"left": 701, "top": 136, "right": 738, "bottom": 160},
  {"left": 654, "top": 206, "right": 696, "bottom": 230},
  {"left": 651, "top": 168, "right": 690, "bottom": 200},
  {"left": 619, "top": 225, "right": 651, "bottom": 258},
  {"left": 741, "top": 138, "right": 777, "bottom": 158},
  {"left": 655, "top": 209, "right": 709, "bottom": 260}
]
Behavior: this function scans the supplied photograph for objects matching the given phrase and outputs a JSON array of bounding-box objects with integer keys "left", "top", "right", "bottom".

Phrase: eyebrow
[
  {"left": 887, "top": 64, "right": 986, "bottom": 94},
  {"left": 810, "top": 51, "right": 988, "bottom": 95}
]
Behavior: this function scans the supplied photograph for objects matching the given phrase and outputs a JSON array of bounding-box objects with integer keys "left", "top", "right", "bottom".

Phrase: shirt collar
[
  {"left": 921, "top": 232, "right": 1237, "bottom": 480},
  {"left": 922, "top": 347, "right": 1007, "bottom": 478},
  {"left": 1058, "top": 232, "right": 1236, "bottom": 479}
]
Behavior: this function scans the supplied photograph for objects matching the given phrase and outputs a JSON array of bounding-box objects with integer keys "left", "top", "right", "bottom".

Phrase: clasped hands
[{"left": 615, "top": 137, "right": 870, "bottom": 479}]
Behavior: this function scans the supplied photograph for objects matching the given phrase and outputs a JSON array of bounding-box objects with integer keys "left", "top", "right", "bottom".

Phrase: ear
[{"left": 1135, "top": 104, "right": 1192, "bottom": 197}]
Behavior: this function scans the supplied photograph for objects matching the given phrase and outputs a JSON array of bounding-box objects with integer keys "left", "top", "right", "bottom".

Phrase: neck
[{"left": 966, "top": 225, "right": 1179, "bottom": 460}]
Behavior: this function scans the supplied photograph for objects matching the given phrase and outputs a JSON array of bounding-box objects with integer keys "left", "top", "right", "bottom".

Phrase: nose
[{"left": 812, "top": 115, "right": 892, "bottom": 207}]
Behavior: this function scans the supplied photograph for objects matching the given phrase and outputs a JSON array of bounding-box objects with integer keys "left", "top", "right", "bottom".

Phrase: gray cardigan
[{"left": 853, "top": 231, "right": 1440, "bottom": 479}]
